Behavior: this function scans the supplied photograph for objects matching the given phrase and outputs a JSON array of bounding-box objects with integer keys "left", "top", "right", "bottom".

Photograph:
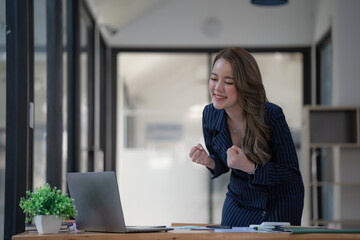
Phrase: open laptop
[{"left": 67, "top": 171, "right": 173, "bottom": 233}]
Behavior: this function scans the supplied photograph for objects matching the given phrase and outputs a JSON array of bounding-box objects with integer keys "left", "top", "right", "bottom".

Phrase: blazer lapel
[{"left": 212, "top": 109, "right": 232, "bottom": 163}]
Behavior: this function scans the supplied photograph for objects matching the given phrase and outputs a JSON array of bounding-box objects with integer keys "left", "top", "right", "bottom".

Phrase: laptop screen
[{"left": 67, "top": 171, "right": 127, "bottom": 232}]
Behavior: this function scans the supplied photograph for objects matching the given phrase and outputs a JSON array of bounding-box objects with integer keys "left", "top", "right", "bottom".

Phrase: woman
[{"left": 189, "top": 48, "right": 304, "bottom": 227}]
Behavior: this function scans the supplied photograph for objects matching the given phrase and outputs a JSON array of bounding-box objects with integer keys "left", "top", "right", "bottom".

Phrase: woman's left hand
[{"left": 227, "top": 145, "right": 255, "bottom": 172}]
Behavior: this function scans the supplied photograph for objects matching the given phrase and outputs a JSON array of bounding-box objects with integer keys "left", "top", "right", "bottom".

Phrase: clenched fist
[
  {"left": 227, "top": 145, "right": 255, "bottom": 173},
  {"left": 189, "top": 144, "right": 215, "bottom": 170}
]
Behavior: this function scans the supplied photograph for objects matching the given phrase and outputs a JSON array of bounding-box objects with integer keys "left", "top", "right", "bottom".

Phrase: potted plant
[{"left": 19, "top": 183, "right": 77, "bottom": 234}]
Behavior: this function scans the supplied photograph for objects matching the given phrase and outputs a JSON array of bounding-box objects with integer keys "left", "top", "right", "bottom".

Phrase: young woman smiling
[{"left": 189, "top": 47, "right": 304, "bottom": 227}]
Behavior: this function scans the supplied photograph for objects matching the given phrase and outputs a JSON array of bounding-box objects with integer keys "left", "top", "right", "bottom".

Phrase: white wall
[
  {"left": 107, "top": 0, "right": 360, "bottom": 106},
  {"left": 109, "top": 0, "right": 315, "bottom": 47},
  {"left": 313, "top": 0, "right": 360, "bottom": 106},
  {"left": 335, "top": 0, "right": 360, "bottom": 105}
]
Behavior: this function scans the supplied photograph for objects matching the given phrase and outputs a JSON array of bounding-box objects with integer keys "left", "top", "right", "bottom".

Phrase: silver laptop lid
[{"left": 67, "top": 171, "right": 127, "bottom": 232}]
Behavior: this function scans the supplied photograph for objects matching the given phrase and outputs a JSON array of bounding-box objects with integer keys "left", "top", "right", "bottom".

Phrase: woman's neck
[
  {"left": 225, "top": 105, "right": 245, "bottom": 123},
  {"left": 226, "top": 106, "right": 246, "bottom": 147}
]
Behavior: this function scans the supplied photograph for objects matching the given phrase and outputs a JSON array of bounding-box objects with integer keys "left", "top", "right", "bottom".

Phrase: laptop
[{"left": 67, "top": 171, "right": 173, "bottom": 233}]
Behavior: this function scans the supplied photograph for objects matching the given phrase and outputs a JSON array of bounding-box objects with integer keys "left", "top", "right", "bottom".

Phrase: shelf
[
  {"left": 309, "top": 109, "right": 358, "bottom": 144},
  {"left": 302, "top": 106, "right": 360, "bottom": 228}
]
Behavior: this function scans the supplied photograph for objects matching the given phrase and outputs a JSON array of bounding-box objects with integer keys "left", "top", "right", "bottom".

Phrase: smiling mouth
[{"left": 213, "top": 94, "right": 227, "bottom": 100}]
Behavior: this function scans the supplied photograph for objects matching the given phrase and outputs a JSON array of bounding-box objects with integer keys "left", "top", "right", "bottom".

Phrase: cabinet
[{"left": 301, "top": 106, "right": 360, "bottom": 228}]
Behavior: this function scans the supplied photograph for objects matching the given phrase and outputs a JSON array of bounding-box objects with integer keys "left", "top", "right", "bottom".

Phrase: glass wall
[
  {"left": 0, "top": 0, "right": 6, "bottom": 238},
  {"left": 2, "top": 0, "right": 106, "bottom": 236},
  {"left": 79, "top": 15, "right": 89, "bottom": 172},
  {"left": 117, "top": 51, "right": 304, "bottom": 225},
  {"left": 33, "top": 0, "right": 47, "bottom": 188},
  {"left": 117, "top": 53, "right": 210, "bottom": 225},
  {"left": 79, "top": 8, "right": 94, "bottom": 172},
  {"left": 255, "top": 52, "right": 303, "bottom": 131}
]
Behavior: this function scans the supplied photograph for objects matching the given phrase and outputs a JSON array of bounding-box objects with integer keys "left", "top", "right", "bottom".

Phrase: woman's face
[{"left": 209, "top": 58, "right": 239, "bottom": 110}]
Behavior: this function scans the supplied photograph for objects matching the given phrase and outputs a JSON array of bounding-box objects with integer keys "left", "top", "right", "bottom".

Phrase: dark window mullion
[
  {"left": 5, "top": 0, "right": 34, "bottom": 237},
  {"left": 87, "top": 20, "right": 95, "bottom": 172},
  {"left": 27, "top": 0, "right": 34, "bottom": 194},
  {"left": 110, "top": 49, "right": 117, "bottom": 171},
  {"left": 99, "top": 38, "right": 106, "bottom": 169},
  {"left": 67, "top": 0, "right": 81, "bottom": 173},
  {"left": 104, "top": 48, "right": 117, "bottom": 171},
  {"left": 46, "top": 0, "right": 63, "bottom": 188}
]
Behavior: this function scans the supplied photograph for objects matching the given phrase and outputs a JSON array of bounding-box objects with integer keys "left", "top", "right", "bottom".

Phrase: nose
[{"left": 214, "top": 79, "right": 224, "bottom": 91}]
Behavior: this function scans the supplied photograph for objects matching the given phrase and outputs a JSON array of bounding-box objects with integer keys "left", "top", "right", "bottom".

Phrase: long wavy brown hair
[{"left": 213, "top": 48, "right": 271, "bottom": 165}]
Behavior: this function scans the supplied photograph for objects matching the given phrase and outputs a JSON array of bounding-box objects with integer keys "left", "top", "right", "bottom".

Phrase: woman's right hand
[{"left": 189, "top": 144, "right": 215, "bottom": 170}]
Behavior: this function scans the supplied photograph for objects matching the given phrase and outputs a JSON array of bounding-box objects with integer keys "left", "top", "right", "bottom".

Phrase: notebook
[{"left": 66, "top": 171, "right": 173, "bottom": 233}]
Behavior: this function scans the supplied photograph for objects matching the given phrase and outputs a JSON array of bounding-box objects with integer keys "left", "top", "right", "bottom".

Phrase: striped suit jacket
[{"left": 202, "top": 102, "right": 304, "bottom": 226}]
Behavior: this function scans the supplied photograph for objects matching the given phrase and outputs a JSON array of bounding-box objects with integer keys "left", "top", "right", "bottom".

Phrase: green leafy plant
[{"left": 19, "top": 183, "right": 77, "bottom": 224}]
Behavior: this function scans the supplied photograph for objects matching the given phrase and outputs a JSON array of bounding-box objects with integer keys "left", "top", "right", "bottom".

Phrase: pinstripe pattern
[{"left": 202, "top": 102, "right": 304, "bottom": 227}]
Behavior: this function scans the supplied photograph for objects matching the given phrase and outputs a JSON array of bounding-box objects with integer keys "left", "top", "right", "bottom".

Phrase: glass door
[{"left": 117, "top": 52, "right": 210, "bottom": 225}]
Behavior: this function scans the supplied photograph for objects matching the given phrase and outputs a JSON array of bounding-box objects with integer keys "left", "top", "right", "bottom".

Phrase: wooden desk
[{"left": 11, "top": 229, "right": 360, "bottom": 240}]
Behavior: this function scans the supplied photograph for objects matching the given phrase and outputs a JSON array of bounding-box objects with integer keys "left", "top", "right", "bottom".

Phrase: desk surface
[{"left": 12, "top": 229, "right": 360, "bottom": 240}]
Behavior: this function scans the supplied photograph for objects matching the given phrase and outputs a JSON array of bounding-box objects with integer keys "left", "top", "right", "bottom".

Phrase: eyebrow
[{"left": 211, "top": 72, "right": 234, "bottom": 80}]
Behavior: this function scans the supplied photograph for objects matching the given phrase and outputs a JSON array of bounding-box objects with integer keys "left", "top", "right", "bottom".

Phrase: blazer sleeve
[
  {"left": 202, "top": 108, "right": 229, "bottom": 178},
  {"left": 249, "top": 106, "right": 302, "bottom": 186}
]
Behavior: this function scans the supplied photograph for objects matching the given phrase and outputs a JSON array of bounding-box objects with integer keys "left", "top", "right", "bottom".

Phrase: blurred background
[{"left": 1, "top": 0, "right": 360, "bottom": 239}]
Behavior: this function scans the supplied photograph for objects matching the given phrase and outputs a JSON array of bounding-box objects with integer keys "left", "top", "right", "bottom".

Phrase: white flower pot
[{"left": 34, "top": 215, "right": 62, "bottom": 234}]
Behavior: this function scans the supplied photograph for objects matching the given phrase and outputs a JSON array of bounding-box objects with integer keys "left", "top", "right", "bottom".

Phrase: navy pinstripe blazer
[{"left": 202, "top": 102, "right": 304, "bottom": 226}]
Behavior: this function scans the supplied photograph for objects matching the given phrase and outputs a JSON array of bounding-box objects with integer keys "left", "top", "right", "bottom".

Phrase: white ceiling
[
  {"left": 85, "top": 0, "right": 315, "bottom": 47},
  {"left": 86, "top": 0, "right": 167, "bottom": 37}
]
